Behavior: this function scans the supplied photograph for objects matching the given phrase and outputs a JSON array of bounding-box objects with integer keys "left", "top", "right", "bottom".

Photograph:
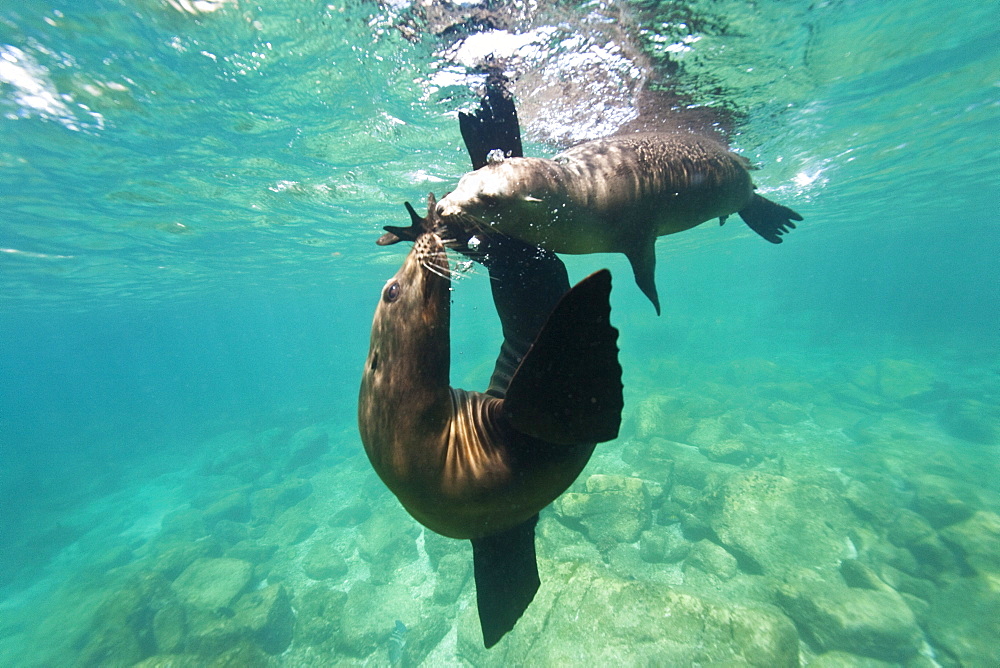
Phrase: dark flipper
[
  {"left": 459, "top": 75, "right": 524, "bottom": 168},
  {"left": 738, "top": 194, "right": 803, "bottom": 244},
  {"left": 503, "top": 269, "right": 623, "bottom": 445},
  {"left": 471, "top": 515, "right": 540, "bottom": 648},
  {"left": 378, "top": 200, "right": 430, "bottom": 246},
  {"left": 476, "top": 235, "right": 570, "bottom": 399},
  {"left": 456, "top": 78, "right": 568, "bottom": 398},
  {"left": 624, "top": 238, "right": 661, "bottom": 316}
]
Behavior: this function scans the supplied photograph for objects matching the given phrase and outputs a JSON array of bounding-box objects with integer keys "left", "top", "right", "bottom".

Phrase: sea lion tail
[
  {"left": 738, "top": 194, "right": 803, "bottom": 244},
  {"left": 502, "top": 269, "right": 623, "bottom": 445},
  {"left": 472, "top": 515, "right": 540, "bottom": 648}
]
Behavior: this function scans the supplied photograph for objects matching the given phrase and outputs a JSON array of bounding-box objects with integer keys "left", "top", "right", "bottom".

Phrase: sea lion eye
[{"left": 384, "top": 281, "right": 400, "bottom": 303}]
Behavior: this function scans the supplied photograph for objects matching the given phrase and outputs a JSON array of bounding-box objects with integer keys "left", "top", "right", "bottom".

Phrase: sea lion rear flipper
[
  {"left": 503, "top": 269, "right": 623, "bottom": 445},
  {"left": 459, "top": 76, "right": 524, "bottom": 169},
  {"left": 738, "top": 194, "right": 803, "bottom": 244},
  {"left": 624, "top": 239, "right": 662, "bottom": 316},
  {"left": 472, "top": 515, "right": 540, "bottom": 648}
]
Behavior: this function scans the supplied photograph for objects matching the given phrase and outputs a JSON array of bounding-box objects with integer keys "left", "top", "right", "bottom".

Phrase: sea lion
[
  {"left": 358, "top": 198, "right": 623, "bottom": 646},
  {"left": 434, "top": 132, "right": 804, "bottom": 314},
  {"left": 380, "top": 77, "right": 573, "bottom": 397}
]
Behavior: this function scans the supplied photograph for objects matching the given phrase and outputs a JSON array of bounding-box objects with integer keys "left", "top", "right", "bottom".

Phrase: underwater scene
[{"left": 1, "top": 0, "right": 998, "bottom": 665}]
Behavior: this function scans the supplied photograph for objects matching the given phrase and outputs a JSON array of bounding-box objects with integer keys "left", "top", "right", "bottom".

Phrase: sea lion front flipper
[
  {"left": 503, "top": 269, "right": 623, "bottom": 445},
  {"left": 738, "top": 194, "right": 803, "bottom": 244},
  {"left": 459, "top": 75, "right": 524, "bottom": 168},
  {"left": 471, "top": 514, "right": 540, "bottom": 648},
  {"left": 624, "top": 238, "right": 662, "bottom": 316}
]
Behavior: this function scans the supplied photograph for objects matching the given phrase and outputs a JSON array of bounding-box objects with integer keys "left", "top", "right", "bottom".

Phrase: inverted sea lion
[
  {"left": 358, "top": 198, "right": 623, "bottom": 647},
  {"left": 435, "top": 132, "right": 804, "bottom": 314}
]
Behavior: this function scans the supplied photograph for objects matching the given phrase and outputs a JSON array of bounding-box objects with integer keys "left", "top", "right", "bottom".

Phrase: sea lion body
[
  {"left": 436, "top": 132, "right": 802, "bottom": 313},
  {"left": 358, "top": 222, "right": 619, "bottom": 541},
  {"left": 438, "top": 133, "right": 754, "bottom": 253}
]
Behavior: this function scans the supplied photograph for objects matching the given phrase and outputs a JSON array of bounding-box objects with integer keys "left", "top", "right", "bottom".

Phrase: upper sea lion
[
  {"left": 358, "top": 197, "right": 623, "bottom": 646},
  {"left": 434, "top": 131, "right": 804, "bottom": 314}
]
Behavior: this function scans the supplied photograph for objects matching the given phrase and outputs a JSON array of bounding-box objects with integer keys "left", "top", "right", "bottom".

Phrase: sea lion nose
[{"left": 436, "top": 200, "right": 454, "bottom": 218}]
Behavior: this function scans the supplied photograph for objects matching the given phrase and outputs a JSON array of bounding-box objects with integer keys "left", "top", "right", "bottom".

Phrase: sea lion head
[
  {"left": 359, "top": 196, "right": 453, "bottom": 470},
  {"left": 435, "top": 157, "right": 560, "bottom": 236}
]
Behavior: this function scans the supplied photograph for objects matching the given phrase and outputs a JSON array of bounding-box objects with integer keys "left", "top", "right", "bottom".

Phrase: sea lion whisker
[{"left": 420, "top": 259, "right": 456, "bottom": 281}]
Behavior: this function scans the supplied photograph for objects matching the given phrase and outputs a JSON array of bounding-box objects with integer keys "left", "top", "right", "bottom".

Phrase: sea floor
[{"left": 1, "top": 344, "right": 998, "bottom": 667}]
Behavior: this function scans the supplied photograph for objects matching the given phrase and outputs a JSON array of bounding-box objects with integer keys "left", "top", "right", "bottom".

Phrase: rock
[
  {"left": 700, "top": 471, "right": 853, "bottom": 576},
  {"left": 265, "top": 508, "right": 318, "bottom": 547},
  {"left": 336, "top": 581, "right": 422, "bottom": 658},
  {"left": 202, "top": 491, "right": 251, "bottom": 527},
  {"left": 698, "top": 438, "right": 751, "bottom": 464},
  {"left": 77, "top": 573, "right": 173, "bottom": 667},
  {"left": 133, "top": 656, "right": 203, "bottom": 668},
  {"left": 874, "top": 359, "right": 934, "bottom": 401},
  {"left": 457, "top": 560, "right": 798, "bottom": 665},
  {"left": 939, "top": 399, "right": 999, "bottom": 444},
  {"left": 907, "top": 534, "right": 960, "bottom": 580},
  {"left": 887, "top": 509, "right": 934, "bottom": 548},
  {"left": 812, "top": 405, "right": 869, "bottom": 431},
  {"left": 807, "top": 651, "right": 895, "bottom": 667},
  {"left": 160, "top": 507, "right": 208, "bottom": 542},
  {"left": 839, "top": 560, "right": 892, "bottom": 592},
  {"left": 638, "top": 526, "right": 690, "bottom": 564},
  {"left": 684, "top": 540, "right": 738, "bottom": 580},
  {"left": 727, "top": 358, "right": 781, "bottom": 385},
  {"left": 232, "top": 584, "right": 295, "bottom": 655},
  {"left": 765, "top": 400, "right": 809, "bottom": 425},
  {"left": 285, "top": 424, "right": 330, "bottom": 471},
  {"left": 302, "top": 542, "right": 349, "bottom": 581},
  {"left": 76, "top": 591, "right": 148, "bottom": 667},
  {"left": 422, "top": 528, "right": 464, "bottom": 570},
  {"left": 843, "top": 479, "right": 897, "bottom": 526},
  {"left": 249, "top": 478, "right": 313, "bottom": 520},
  {"left": 633, "top": 395, "right": 694, "bottom": 441},
  {"left": 329, "top": 500, "right": 372, "bottom": 527},
  {"left": 153, "top": 603, "right": 187, "bottom": 654},
  {"left": 213, "top": 519, "right": 249, "bottom": 546},
  {"left": 294, "top": 586, "right": 347, "bottom": 647},
  {"left": 173, "top": 558, "right": 253, "bottom": 611},
  {"left": 926, "top": 576, "right": 1000, "bottom": 667},
  {"left": 669, "top": 484, "right": 701, "bottom": 507},
  {"left": 204, "top": 642, "right": 270, "bottom": 667},
  {"left": 911, "top": 475, "right": 973, "bottom": 528},
  {"left": 356, "top": 509, "right": 419, "bottom": 565},
  {"left": 686, "top": 417, "right": 730, "bottom": 448},
  {"left": 776, "top": 569, "right": 922, "bottom": 662},
  {"left": 153, "top": 540, "right": 220, "bottom": 581},
  {"left": 433, "top": 552, "right": 472, "bottom": 605},
  {"left": 940, "top": 510, "right": 1000, "bottom": 577},
  {"left": 224, "top": 541, "right": 277, "bottom": 564},
  {"left": 553, "top": 474, "right": 652, "bottom": 548}
]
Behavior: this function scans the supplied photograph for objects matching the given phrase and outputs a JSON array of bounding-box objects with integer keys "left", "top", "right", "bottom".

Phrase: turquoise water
[{"left": 1, "top": 0, "right": 998, "bottom": 665}]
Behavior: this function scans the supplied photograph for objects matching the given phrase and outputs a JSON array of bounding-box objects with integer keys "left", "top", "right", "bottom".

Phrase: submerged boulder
[
  {"left": 940, "top": 510, "right": 1000, "bottom": 577},
  {"left": 172, "top": 558, "right": 253, "bottom": 611},
  {"left": 938, "top": 398, "right": 999, "bottom": 444},
  {"left": 926, "top": 575, "right": 1000, "bottom": 667},
  {"left": 776, "top": 569, "right": 923, "bottom": 662},
  {"left": 553, "top": 474, "right": 652, "bottom": 548},
  {"left": 874, "top": 358, "right": 934, "bottom": 401},
  {"left": 232, "top": 583, "right": 295, "bottom": 655},
  {"left": 457, "top": 560, "right": 798, "bottom": 665},
  {"left": 302, "top": 542, "right": 349, "bottom": 581},
  {"left": 699, "top": 471, "right": 853, "bottom": 576}
]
